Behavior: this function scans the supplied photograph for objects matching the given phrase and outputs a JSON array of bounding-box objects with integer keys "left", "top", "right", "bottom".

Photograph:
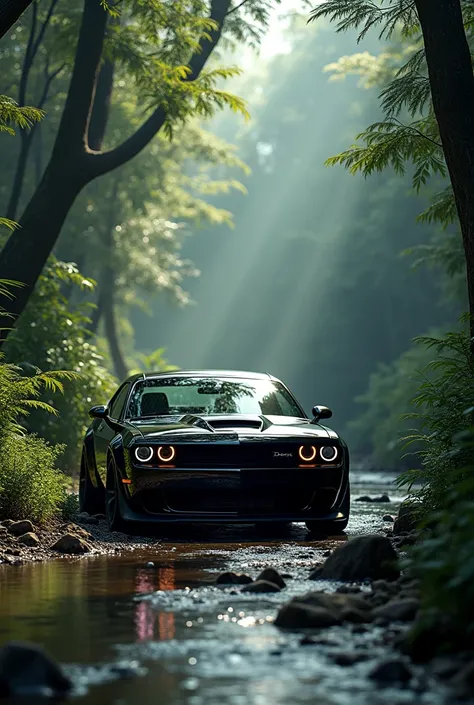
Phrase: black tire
[
  {"left": 305, "top": 485, "right": 350, "bottom": 536},
  {"left": 79, "top": 449, "right": 104, "bottom": 515},
  {"left": 105, "top": 459, "right": 129, "bottom": 533}
]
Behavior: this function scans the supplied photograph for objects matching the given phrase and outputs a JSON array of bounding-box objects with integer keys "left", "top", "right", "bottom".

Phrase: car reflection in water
[{"left": 134, "top": 566, "right": 176, "bottom": 642}]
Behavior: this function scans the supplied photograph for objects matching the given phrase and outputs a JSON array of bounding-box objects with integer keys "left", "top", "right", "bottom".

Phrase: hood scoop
[{"left": 204, "top": 415, "right": 268, "bottom": 432}]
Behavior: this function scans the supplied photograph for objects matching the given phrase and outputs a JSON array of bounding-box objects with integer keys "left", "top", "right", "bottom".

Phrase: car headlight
[
  {"left": 320, "top": 445, "right": 338, "bottom": 462},
  {"left": 135, "top": 446, "right": 153, "bottom": 463},
  {"left": 298, "top": 445, "right": 317, "bottom": 462},
  {"left": 157, "top": 445, "right": 175, "bottom": 463}
]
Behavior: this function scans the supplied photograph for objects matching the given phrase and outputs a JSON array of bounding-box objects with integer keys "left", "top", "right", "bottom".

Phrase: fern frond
[{"left": 308, "top": 0, "right": 418, "bottom": 42}]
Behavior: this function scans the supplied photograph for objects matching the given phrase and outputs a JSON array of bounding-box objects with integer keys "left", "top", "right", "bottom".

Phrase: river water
[{"left": 0, "top": 472, "right": 448, "bottom": 704}]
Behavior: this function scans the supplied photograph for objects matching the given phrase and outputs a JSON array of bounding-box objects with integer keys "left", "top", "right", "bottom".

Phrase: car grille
[
  {"left": 158, "top": 443, "right": 337, "bottom": 468},
  {"left": 152, "top": 487, "right": 315, "bottom": 514}
]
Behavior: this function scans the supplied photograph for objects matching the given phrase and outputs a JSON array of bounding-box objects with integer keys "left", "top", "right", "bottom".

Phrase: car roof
[{"left": 124, "top": 369, "right": 279, "bottom": 384}]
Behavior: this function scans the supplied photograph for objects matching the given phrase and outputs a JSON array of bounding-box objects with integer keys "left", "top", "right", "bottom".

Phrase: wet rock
[
  {"left": 275, "top": 603, "right": 341, "bottom": 629},
  {"left": 93, "top": 513, "right": 106, "bottom": 520},
  {"left": 0, "top": 519, "right": 14, "bottom": 528},
  {"left": 215, "top": 571, "right": 253, "bottom": 585},
  {"left": 241, "top": 579, "right": 280, "bottom": 593},
  {"left": 369, "top": 658, "right": 412, "bottom": 684},
  {"left": 397, "top": 533, "right": 418, "bottom": 549},
  {"left": 373, "top": 598, "right": 420, "bottom": 622},
  {"left": 309, "top": 535, "right": 399, "bottom": 582},
  {"left": 276, "top": 591, "right": 372, "bottom": 629},
  {"left": 281, "top": 573, "right": 293, "bottom": 580},
  {"left": 340, "top": 606, "right": 372, "bottom": 624},
  {"left": 8, "top": 520, "right": 34, "bottom": 536},
  {"left": 145, "top": 561, "right": 155, "bottom": 568},
  {"left": 59, "top": 523, "right": 92, "bottom": 540},
  {"left": 17, "top": 532, "right": 40, "bottom": 547},
  {"left": 450, "top": 661, "right": 474, "bottom": 697},
  {"left": 256, "top": 567, "right": 286, "bottom": 588},
  {"left": 51, "top": 534, "right": 91, "bottom": 554},
  {"left": 76, "top": 512, "right": 99, "bottom": 526},
  {"left": 383, "top": 514, "right": 394, "bottom": 522},
  {"left": 331, "top": 651, "right": 369, "bottom": 666},
  {"left": 431, "top": 656, "right": 460, "bottom": 680},
  {"left": 372, "top": 579, "right": 399, "bottom": 594},
  {"left": 0, "top": 641, "right": 72, "bottom": 697},
  {"left": 323, "top": 550, "right": 332, "bottom": 557},
  {"left": 355, "top": 494, "right": 390, "bottom": 503},
  {"left": 393, "top": 502, "right": 419, "bottom": 535},
  {"left": 5, "top": 548, "right": 20, "bottom": 556},
  {"left": 335, "top": 585, "right": 361, "bottom": 594},
  {"left": 108, "top": 661, "right": 146, "bottom": 679}
]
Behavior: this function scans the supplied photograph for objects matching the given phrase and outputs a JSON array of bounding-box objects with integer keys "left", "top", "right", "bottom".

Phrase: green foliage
[
  {"left": 0, "top": 434, "right": 67, "bottom": 523},
  {"left": 4, "top": 261, "right": 117, "bottom": 472},
  {"left": 129, "top": 347, "right": 179, "bottom": 375},
  {"left": 313, "top": 1, "right": 461, "bottom": 230},
  {"left": 397, "top": 329, "right": 474, "bottom": 509},
  {"left": 0, "top": 96, "right": 43, "bottom": 136},
  {"left": 60, "top": 491, "right": 80, "bottom": 520},
  {"left": 405, "top": 400, "right": 474, "bottom": 649}
]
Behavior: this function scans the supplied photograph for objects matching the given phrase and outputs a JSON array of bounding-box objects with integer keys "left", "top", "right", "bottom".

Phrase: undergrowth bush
[
  {"left": 0, "top": 348, "right": 73, "bottom": 522},
  {"left": 0, "top": 435, "right": 67, "bottom": 523},
  {"left": 4, "top": 260, "right": 117, "bottom": 473},
  {"left": 397, "top": 327, "right": 474, "bottom": 650},
  {"left": 397, "top": 329, "right": 474, "bottom": 513}
]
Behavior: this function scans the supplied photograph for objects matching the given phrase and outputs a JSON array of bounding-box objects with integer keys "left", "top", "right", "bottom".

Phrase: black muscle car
[{"left": 79, "top": 370, "right": 350, "bottom": 534}]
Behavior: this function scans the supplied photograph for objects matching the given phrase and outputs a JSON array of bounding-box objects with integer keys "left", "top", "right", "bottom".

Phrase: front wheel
[
  {"left": 305, "top": 518, "right": 348, "bottom": 535},
  {"left": 306, "top": 486, "right": 350, "bottom": 536},
  {"left": 105, "top": 460, "right": 129, "bottom": 533},
  {"left": 79, "top": 450, "right": 104, "bottom": 515}
]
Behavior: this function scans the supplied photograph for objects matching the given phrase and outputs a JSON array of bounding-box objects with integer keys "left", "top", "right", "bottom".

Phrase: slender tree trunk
[
  {"left": 415, "top": 0, "right": 474, "bottom": 349},
  {"left": 0, "top": 0, "right": 34, "bottom": 40},
  {"left": 103, "top": 276, "right": 127, "bottom": 380},
  {"left": 33, "top": 121, "right": 43, "bottom": 186},
  {"left": 6, "top": 131, "right": 32, "bottom": 220},
  {"left": 88, "top": 284, "right": 104, "bottom": 334}
]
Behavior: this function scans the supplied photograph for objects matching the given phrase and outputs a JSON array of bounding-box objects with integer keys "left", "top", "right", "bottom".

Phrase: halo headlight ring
[
  {"left": 157, "top": 445, "right": 175, "bottom": 463},
  {"left": 320, "top": 445, "right": 338, "bottom": 462},
  {"left": 134, "top": 446, "right": 153, "bottom": 463},
  {"left": 298, "top": 445, "right": 317, "bottom": 462}
]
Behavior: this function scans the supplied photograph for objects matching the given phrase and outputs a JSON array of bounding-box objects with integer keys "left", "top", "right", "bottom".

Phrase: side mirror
[
  {"left": 89, "top": 405, "right": 108, "bottom": 419},
  {"left": 312, "top": 405, "right": 332, "bottom": 424}
]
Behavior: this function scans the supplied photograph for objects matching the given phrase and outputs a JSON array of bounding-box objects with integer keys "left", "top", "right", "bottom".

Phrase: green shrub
[
  {"left": 397, "top": 329, "right": 474, "bottom": 513},
  {"left": 0, "top": 434, "right": 67, "bottom": 523},
  {"left": 396, "top": 328, "right": 474, "bottom": 651},
  {"left": 60, "top": 492, "right": 79, "bottom": 521},
  {"left": 4, "top": 260, "right": 117, "bottom": 473},
  {"left": 406, "top": 417, "right": 474, "bottom": 650}
]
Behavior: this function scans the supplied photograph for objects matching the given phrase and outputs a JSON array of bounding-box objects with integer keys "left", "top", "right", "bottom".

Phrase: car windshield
[{"left": 126, "top": 377, "right": 303, "bottom": 418}]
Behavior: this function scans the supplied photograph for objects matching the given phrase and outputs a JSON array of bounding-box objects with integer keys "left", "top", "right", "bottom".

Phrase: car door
[{"left": 94, "top": 383, "right": 130, "bottom": 484}]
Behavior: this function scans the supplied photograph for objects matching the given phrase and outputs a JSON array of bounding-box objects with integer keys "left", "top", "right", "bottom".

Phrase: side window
[{"left": 108, "top": 385, "right": 130, "bottom": 420}]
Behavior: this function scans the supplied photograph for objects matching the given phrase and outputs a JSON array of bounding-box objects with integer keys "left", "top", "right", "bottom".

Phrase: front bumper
[{"left": 117, "top": 465, "right": 350, "bottom": 524}]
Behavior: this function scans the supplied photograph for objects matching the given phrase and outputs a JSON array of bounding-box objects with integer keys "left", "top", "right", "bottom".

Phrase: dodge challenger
[{"left": 79, "top": 370, "right": 350, "bottom": 534}]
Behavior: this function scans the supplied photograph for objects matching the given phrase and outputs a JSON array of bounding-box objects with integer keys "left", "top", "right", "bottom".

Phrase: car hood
[{"left": 125, "top": 413, "right": 338, "bottom": 442}]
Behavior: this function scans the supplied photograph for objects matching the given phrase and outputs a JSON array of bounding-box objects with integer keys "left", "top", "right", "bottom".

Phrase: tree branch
[
  {"left": 51, "top": 0, "right": 108, "bottom": 160},
  {"left": 89, "top": 0, "right": 232, "bottom": 177},
  {"left": 226, "top": 0, "right": 251, "bottom": 17}
]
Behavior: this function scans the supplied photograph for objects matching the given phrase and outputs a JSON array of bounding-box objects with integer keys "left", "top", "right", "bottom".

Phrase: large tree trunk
[
  {"left": 0, "top": 0, "right": 108, "bottom": 340},
  {"left": 0, "top": 0, "right": 34, "bottom": 40},
  {"left": 0, "top": 0, "right": 231, "bottom": 343},
  {"left": 415, "top": 0, "right": 474, "bottom": 348}
]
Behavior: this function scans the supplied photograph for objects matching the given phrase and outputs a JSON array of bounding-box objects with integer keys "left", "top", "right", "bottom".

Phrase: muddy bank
[{"left": 0, "top": 511, "right": 160, "bottom": 565}]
